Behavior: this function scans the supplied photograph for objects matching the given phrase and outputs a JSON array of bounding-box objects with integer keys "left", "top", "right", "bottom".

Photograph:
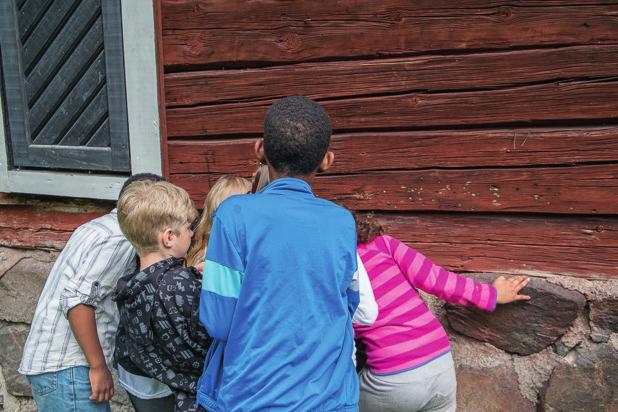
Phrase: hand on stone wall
[{"left": 493, "top": 275, "right": 531, "bottom": 304}]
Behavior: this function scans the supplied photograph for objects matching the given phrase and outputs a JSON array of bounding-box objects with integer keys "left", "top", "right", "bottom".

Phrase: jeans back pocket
[{"left": 28, "top": 372, "right": 58, "bottom": 396}]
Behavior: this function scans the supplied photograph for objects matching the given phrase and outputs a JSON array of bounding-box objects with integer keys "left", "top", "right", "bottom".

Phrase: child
[
  {"left": 186, "top": 176, "right": 251, "bottom": 268},
  {"left": 19, "top": 173, "right": 164, "bottom": 412},
  {"left": 113, "top": 181, "right": 211, "bottom": 412},
  {"left": 197, "top": 96, "right": 366, "bottom": 411},
  {"left": 250, "top": 163, "right": 378, "bottom": 335},
  {"left": 352, "top": 213, "right": 531, "bottom": 412}
]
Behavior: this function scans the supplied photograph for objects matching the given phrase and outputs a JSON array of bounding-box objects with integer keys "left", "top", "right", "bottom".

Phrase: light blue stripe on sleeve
[{"left": 203, "top": 259, "right": 243, "bottom": 298}]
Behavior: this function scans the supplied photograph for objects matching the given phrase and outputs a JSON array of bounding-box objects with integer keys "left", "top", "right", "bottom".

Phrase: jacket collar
[{"left": 259, "top": 177, "right": 314, "bottom": 196}]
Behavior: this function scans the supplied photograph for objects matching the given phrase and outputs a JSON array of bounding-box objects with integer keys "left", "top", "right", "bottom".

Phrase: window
[{"left": 0, "top": 0, "right": 162, "bottom": 200}]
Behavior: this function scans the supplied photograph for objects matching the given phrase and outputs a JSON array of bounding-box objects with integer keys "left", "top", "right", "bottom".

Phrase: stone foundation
[{"left": 1, "top": 246, "right": 617, "bottom": 412}]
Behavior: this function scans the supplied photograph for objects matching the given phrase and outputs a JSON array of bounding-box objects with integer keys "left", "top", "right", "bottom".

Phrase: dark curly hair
[
  {"left": 118, "top": 173, "right": 165, "bottom": 202},
  {"left": 354, "top": 212, "right": 384, "bottom": 244},
  {"left": 263, "top": 96, "right": 332, "bottom": 176}
]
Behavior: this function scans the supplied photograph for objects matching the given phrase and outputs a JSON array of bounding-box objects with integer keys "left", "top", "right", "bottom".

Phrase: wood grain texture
[
  {"left": 171, "top": 164, "right": 618, "bottom": 214},
  {"left": 165, "top": 45, "right": 618, "bottom": 107},
  {"left": 161, "top": 1, "right": 618, "bottom": 68},
  {"left": 375, "top": 213, "right": 618, "bottom": 279},
  {"left": 166, "top": 80, "right": 618, "bottom": 137},
  {"left": 168, "top": 127, "right": 618, "bottom": 175},
  {"left": 0, "top": 206, "right": 106, "bottom": 249}
]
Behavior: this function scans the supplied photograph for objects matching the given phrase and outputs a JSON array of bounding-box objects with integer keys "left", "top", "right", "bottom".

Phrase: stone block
[
  {"left": 457, "top": 364, "right": 535, "bottom": 412},
  {"left": 542, "top": 343, "right": 618, "bottom": 412},
  {"left": 590, "top": 299, "right": 618, "bottom": 342},
  {"left": 446, "top": 276, "right": 585, "bottom": 355},
  {"left": 0, "top": 324, "right": 30, "bottom": 397},
  {"left": 0, "top": 248, "right": 56, "bottom": 324}
]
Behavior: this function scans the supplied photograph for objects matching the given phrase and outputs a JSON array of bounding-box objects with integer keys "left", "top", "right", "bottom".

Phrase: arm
[
  {"left": 385, "top": 236, "right": 530, "bottom": 309},
  {"left": 200, "top": 215, "right": 244, "bottom": 342},
  {"left": 352, "top": 254, "right": 378, "bottom": 325},
  {"left": 59, "top": 229, "right": 134, "bottom": 402},
  {"left": 384, "top": 235, "right": 498, "bottom": 311},
  {"left": 156, "top": 268, "right": 211, "bottom": 362},
  {"left": 67, "top": 305, "right": 114, "bottom": 402}
]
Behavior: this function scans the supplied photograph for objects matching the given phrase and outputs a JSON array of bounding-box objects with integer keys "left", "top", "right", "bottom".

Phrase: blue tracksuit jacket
[{"left": 197, "top": 178, "right": 359, "bottom": 411}]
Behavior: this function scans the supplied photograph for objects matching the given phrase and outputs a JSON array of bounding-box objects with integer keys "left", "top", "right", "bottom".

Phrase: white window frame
[{"left": 0, "top": 0, "right": 162, "bottom": 200}]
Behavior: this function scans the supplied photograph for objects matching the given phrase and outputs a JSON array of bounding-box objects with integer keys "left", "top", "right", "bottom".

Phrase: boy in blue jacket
[{"left": 197, "top": 96, "right": 363, "bottom": 411}]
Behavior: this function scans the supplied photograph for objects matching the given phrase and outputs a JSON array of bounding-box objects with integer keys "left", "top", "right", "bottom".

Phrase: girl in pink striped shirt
[{"left": 353, "top": 214, "right": 530, "bottom": 412}]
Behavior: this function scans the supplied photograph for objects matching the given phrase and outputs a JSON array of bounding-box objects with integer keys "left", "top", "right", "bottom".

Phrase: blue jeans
[{"left": 27, "top": 366, "right": 111, "bottom": 412}]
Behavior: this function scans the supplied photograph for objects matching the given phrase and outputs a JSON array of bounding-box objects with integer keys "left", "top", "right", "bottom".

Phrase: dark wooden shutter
[{"left": 0, "top": 0, "right": 130, "bottom": 172}]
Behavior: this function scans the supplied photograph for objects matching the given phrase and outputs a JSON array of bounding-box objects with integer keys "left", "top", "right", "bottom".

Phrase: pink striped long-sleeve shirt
[{"left": 354, "top": 235, "right": 497, "bottom": 375}]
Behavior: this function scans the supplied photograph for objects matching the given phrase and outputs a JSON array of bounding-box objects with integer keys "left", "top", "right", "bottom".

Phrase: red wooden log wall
[
  {"left": 0, "top": 6, "right": 614, "bottom": 408},
  {"left": 160, "top": 0, "right": 618, "bottom": 279}
]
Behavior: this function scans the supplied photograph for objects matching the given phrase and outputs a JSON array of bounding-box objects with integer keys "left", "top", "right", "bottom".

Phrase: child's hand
[
  {"left": 89, "top": 365, "right": 114, "bottom": 402},
  {"left": 196, "top": 262, "right": 204, "bottom": 273},
  {"left": 493, "top": 275, "right": 531, "bottom": 304}
]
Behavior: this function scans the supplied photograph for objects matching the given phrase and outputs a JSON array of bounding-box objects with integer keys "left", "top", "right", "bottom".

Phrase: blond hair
[
  {"left": 186, "top": 176, "right": 251, "bottom": 267},
  {"left": 251, "top": 164, "right": 271, "bottom": 193},
  {"left": 117, "top": 180, "right": 198, "bottom": 256}
]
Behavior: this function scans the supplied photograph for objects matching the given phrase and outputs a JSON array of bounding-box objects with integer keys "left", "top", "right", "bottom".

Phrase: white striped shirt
[{"left": 19, "top": 210, "right": 136, "bottom": 375}]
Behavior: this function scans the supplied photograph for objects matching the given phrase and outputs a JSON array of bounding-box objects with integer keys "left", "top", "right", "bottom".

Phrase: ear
[
  {"left": 317, "top": 151, "right": 335, "bottom": 173},
  {"left": 161, "top": 228, "right": 176, "bottom": 249},
  {"left": 255, "top": 139, "right": 266, "bottom": 164}
]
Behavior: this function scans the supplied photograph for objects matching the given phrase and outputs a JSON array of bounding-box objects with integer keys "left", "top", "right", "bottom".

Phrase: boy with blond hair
[{"left": 114, "top": 180, "right": 210, "bottom": 412}]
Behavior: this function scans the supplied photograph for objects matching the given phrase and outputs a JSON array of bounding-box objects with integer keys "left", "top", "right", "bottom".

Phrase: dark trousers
[{"left": 127, "top": 393, "right": 175, "bottom": 412}]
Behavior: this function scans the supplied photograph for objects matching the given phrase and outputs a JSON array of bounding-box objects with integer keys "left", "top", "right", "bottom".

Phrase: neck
[
  {"left": 267, "top": 165, "right": 314, "bottom": 184},
  {"left": 139, "top": 251, "right": 172, "bottom": 271}
]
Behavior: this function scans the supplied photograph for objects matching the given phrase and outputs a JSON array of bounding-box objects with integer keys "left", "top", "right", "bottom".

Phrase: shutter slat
[
  {"left": 31, "top": 52, "right": 106, "bottom": 144},
  {"left": 21, "top": 0, "right": 77, "bottom": 73},
  {"left": 86, "top": 118, "right": 110, "bottom": 147},
  {"left": 0, "top": 0, "right": 30, "bottom": 160},
  {"left": 102, "top": 0, "right": 130, "bottom": 171},
  {"left": 58, "top": 86, "right": 107, "bottom": 146},
  {"left": 17, "top": 0, "right": 52, "bottom": 43},
  {"left": 25, "top": 145, "right": 113, "bottom": 171},
  {"left": 24, "top": 0, "right": 99, "bottom": 99},
  {"left": 26, "top": 15, "right": 103, "bottom": 126}
]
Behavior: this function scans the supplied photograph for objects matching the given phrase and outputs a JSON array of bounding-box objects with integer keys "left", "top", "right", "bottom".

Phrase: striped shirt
[
  {"left": 19, "top": 210, "right": 136, "bottom": 375},
  {"left": 354, "top": 235, "right": 496, "bottom": 375}
]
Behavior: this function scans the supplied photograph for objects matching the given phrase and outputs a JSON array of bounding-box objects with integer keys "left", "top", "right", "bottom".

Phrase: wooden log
[
  {"left": 375, "top": 213, "right": 618, "bottom": 279},
  {"left": 0, "top": 206, "right": 105, "bottom": 249},
  {"left": 161, "top": 1, "right": 618, "bottom": 67},
  {"left": 168, "top": 127, "right": 618, "bottom": 175},
  {"left": 171, "top": 164, "right": 618, "bottom": 214},
  {"left": 166, "top": 80, "right": 618, "bottom": 137},
  {"left": 165, "top": 45, "right": 618, "bottom": 107}
]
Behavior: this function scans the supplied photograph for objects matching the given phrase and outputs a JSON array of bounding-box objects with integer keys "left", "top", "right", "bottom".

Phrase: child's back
[
  {"left": 198, "top": 97, "right": 360, "bottom": 411},
  {"left": 114, "top": 180, "right": 211, "bottom": 412},
  {"left": 199, "top": 181, "right": 358, "bottom": 411}
]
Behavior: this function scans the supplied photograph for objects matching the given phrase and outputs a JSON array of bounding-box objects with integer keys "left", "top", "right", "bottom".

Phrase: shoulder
[
  {"left": 213, "top": 194, "right": 253, "bottom": 222},
  {"left": 66, "top": 211, "right": 127, "bottom": 250},
  {"left": 315, "top": 197, "right": 354, "bottom": 221},
  {"left": 361, "top": 235, "right": 397, "bottom": 253},
  {"left": 157, "top": 265, "right": 201, "bottom": 308},
  {"left": 160, "top": 264, "right": 201, "bottom": 287}
]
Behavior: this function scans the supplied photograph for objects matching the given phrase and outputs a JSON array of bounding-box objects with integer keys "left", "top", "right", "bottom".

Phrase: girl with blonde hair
[{"left": 187, "top": 175, "right": 251, "bottom": 267}]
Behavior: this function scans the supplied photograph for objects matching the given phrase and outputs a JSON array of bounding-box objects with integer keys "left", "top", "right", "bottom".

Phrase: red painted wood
[
  {"left": 161, "top": 1, "right": 618, "bottom": 67},
  {"left": 171, "top": 164, "right": 618, "bottom": 214},
  {"left": 165, "top": 45, "right": 618, "bottom": 107},
  {"left": 168, "top": 127, "right": 618, "bottom": 175},
  {"left": 166, "top": 80, "right": 618, "bottom": 137},
  {"left": 375, "top": 213, "right": 618, "bottom": 279},
  {"left": 0, "top": 206, "right": 106, "bottom": 249}
]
